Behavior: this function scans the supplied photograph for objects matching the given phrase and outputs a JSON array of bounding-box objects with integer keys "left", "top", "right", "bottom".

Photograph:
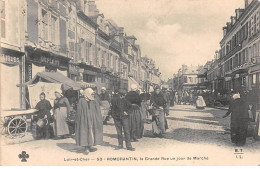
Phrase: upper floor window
[
  {"left": 42, "top": 9, "right": 48, "bottom": 41},
  {"left": 51, "top": 15, "right": 58, "bottom": 44}
]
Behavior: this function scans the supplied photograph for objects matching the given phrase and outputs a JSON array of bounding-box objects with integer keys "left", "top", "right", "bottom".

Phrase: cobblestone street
[{"left": 1, "top": 105, "right": 260, "bottom": 166}]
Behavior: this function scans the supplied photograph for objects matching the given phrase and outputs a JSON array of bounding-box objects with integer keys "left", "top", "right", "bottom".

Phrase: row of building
[
  {"left": 170, "top": 0, "right": 260, "bottom": 97},
  {"left": 0, "top": 0, "right": 162, "bottom": 110}
]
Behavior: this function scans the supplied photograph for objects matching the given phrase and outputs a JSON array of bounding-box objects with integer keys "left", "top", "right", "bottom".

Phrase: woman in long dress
[
  {"left": 75, "top": 89, "right": 101, "bottom": 154},
  {"left": 125, "top": 84, "right": 144, "bottom": 142},
  {"left": 53, "top": 89, "right": 70, "bottom": 139},
  {"left": 223, "top": 93, "right": 249, "bottom": 146},
  {"left": 196, "top": 96, "right": 206, "bottom": 109}
]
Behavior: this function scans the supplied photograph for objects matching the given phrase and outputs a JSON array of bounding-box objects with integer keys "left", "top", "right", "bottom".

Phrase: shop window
[
  {"left": 83, "top": 74, "right": 95, "bottom": 83},
  {"left": 242, "top": 76, "right": 246, "bottom": 86},
  {"left": 183, "top": 76, "right": 187, "bottom": 83},
  {"left": 252, "top": 74, "right": 257, "bottom": 85},
  {"left": 188, "top": 77, "right": 193, "bottom": 83}
]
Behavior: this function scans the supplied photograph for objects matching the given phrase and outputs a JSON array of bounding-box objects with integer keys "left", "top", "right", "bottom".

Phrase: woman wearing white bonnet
[
  {"left": 53, "top": 88, "right": 70, "bottom": 139},
  {"left": 223, "top": 91, "right": 249, "bottom": 146},
  {"left": 75, "top": 87, "right": 102, "bottom": 154}
]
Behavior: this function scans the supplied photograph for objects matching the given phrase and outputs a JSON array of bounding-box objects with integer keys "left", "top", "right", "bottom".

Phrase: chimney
[
  {"left": 88, "top": 0, "right": 98, "bottom": 17},
  {"left": 231, "top": 16, "right": 236, "bottom": 25},
  {"left": 76, "top": 0, "right": 85, "bottom": 12},
  {"left": 226, "top": 22, "right": 231, "bottom": 31},
  {"left": 245, "top": 0, "right": 249, "bottom": 8},
  {"left": 223, "top": 26, "right": 227, "bottom": 37},
  {"left": 119, "top": 27, "right": 124, "bottom": 35},
  {"left": 235, "top": 9, "right": 244, "bottom": 20}
]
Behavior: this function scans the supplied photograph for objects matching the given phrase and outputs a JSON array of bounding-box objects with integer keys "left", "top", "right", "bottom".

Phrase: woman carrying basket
[{"left": 150, "top": 86, "right": 168, "bottom": 138}]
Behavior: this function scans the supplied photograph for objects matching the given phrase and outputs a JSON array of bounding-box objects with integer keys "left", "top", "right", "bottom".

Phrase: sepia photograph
[{"left": 0, "top": 0, "right": 260, "bottom": 166}]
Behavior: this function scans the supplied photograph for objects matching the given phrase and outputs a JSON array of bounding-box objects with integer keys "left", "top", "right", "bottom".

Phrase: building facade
[
  {"left": 172, "top": 64, "right": 202, "bottom": 90},
  {"left": 1, "top": 0, "right": 163, "bottom": 110}
]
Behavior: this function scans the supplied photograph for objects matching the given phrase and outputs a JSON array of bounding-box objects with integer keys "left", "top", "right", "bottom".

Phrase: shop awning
[
  {"left": 19, "top": 72, "right": 82, "bottom": 90},
  {"left": 197, "top": 68, "right": 207, "bottom": 78}
]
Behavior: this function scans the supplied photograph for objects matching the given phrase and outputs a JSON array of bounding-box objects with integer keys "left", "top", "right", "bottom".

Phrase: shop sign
[
  {"left": 1, "top": 54, "right": 20, "bottom": 63},
  {"left": 40, "top": 55, "right": 60, "bottom": 66}
]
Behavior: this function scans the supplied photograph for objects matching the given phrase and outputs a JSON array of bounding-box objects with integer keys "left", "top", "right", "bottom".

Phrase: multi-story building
[
  {"left": 172, "top": 64, "right": 202, "bottom": 90},
  {"left": 197, "top": 61, "right": 212, "bottom": 90},
  {"left": 218, "top": 0, "right": 260, "bottom": 92},
  {"left": 25, "top": 0, "right": 70, "bottom": 82},
  {"left": 1, "top": 0, "right": 163, "bottom": 108},
  {"left": 0, "top": 0, "right": 26, "bottom": 109}
]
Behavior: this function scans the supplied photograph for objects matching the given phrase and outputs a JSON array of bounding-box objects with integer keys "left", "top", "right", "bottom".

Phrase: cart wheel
[
  {"left": 0, "top": 118, "right": 7, "bottom": 135},
  {"left": 7, "top": 117, "right": 27, "bottom": 138}
]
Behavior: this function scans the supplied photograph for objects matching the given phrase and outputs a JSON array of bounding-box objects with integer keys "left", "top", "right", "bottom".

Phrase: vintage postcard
[{"left": 0, "top": 0, "right": 260, "bottom": 166}]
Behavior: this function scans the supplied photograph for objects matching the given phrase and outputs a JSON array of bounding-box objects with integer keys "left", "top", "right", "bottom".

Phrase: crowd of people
[
  {"left": 33, "top": 84, "right": 177, "bottom": 154},
  {"left": 32, "top": 84, "right": 259, "bottom": 154}
]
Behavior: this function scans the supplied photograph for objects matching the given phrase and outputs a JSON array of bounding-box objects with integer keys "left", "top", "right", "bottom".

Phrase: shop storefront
[
  {"left": 25, "top": 47, "right": 70, "bottom": 82},
  {"left": 0, "top": 48, "right": 24, "bottom": 110}
]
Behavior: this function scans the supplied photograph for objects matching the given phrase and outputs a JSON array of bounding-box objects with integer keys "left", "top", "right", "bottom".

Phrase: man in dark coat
[
  {"left": 35, "top": 92, "right": 52, "bottom": 139},
  {"left": 111, "top": 89, "right": 135, "bottom": 151},
  {"left": 223, "top": 92, "right": 249, "bottom": 146}
]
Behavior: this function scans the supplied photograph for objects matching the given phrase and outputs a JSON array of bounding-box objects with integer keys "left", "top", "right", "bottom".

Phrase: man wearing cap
[{"left": 111, "top": 89, "right": 135, "bottom": 151}]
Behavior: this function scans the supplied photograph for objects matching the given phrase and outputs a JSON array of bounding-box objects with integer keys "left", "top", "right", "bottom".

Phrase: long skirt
[
  {"left": 230, "top": 117, "right": 248, "bottom": 146},
  {"left": 129, "top": 105, "right": 144, "bottom": 140},
  {"left": 196, "top": 97, "right": 206, "bottom": 109},
  {"left": 152, "top": 109, "right": 167, "bottom": 135},
  {"left": 100, "top": 100, "right": 110, "bottom": 121},
  {"left": 54, "top": 107, "right": 69, "bottom": 136}
]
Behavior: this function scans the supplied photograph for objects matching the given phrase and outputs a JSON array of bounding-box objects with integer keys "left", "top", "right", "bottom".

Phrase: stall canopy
[{"left": 23, "top": 72, "right": 82, "bottom": 90}]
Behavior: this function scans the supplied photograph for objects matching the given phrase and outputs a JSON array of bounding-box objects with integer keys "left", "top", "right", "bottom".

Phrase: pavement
[{"left": 1, "top": 105, "right": 260, "bottom": 166}]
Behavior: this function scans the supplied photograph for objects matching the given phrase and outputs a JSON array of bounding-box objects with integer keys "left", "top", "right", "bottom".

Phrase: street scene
[
  {"left": 0, "top": 0, "right": 260, "bottom": 166},
  {"left": 1, "top": 105, "right": 260, "bottom": 165}
]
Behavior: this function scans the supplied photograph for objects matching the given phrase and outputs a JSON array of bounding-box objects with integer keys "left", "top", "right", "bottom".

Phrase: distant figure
[
  {"left": 162, "top": 87, "right": 170, "bottom": 116},
  {"left": 99, "top": 87, "right": 111, "bottom": 125},
  {"left": 140, "top": 91, "right": 151, "bottom": 121},
  {"left": 196, "top": 96, "right": 206, "bottom": 109},
  {"left": 169, "top": 89, "right": 175, "bottom": 107},
  {"left": 178, "top": 90, "right": 183, "bottom": 104},
  {"left": 223, "top": 92, "right": 249, "bottom": 146}
]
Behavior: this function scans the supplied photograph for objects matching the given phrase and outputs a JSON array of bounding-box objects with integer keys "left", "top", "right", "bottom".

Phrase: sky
[{"left": 95, "top": 0, "right": 245, "bottom": 80}]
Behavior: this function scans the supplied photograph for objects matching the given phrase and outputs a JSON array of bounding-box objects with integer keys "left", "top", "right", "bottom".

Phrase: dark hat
[{"left": 118, "top": 89, "right": 127, "bottom": 95}]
